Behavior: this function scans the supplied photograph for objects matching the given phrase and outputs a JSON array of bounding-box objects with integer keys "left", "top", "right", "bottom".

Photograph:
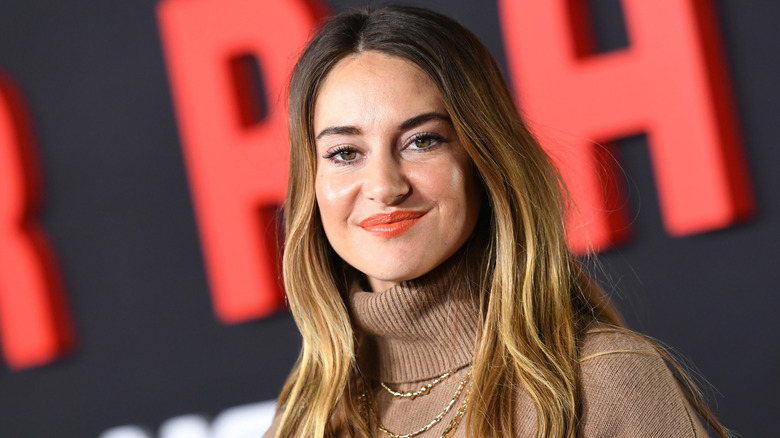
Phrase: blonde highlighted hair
[{"left": 276, "top": 5, "right": 728, "bottom": 437}]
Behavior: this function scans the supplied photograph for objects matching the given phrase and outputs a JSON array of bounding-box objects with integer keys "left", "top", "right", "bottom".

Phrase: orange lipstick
[{"left": 359, "top": 211, "right": 426, "bottom": 238}]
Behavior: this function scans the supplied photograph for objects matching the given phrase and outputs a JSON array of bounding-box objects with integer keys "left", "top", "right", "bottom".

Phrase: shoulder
[
  {"left": 578, "top": 327, "right": 709, "bottom": 437},
  {"left": 262, "top": 409, "right": 282, "bottom": 438}
]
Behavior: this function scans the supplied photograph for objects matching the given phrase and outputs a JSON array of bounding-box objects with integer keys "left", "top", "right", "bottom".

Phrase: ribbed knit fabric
[
  {"left": 578, "top": 330, "right": 710, "bottom": 437},
  {"left": 348, "top": 262, "right": 479, "bottom": 383},
  {"left": 264, "top": 266, "right": 710, "bottom": 437},
  {"left": 348, "top": 264, "right": 480, "bottom": 437}
]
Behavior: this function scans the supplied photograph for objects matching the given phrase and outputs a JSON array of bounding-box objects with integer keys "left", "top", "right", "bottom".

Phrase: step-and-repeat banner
[{"left": 0, "top": 1, "right": 776, "bottom": 436}]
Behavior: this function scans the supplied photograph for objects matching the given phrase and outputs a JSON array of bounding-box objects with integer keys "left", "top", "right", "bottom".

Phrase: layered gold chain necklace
[
  {"left": 380, "top": 368, "right": 455, "bottom": 400},
  {"left": 360, "top": 368, "right": 472, "bottom": 438}
]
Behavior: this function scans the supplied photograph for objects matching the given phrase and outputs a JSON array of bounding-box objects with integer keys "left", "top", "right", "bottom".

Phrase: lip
[{"left": 359, "top": 210, "right": 426, "bottom": 237}]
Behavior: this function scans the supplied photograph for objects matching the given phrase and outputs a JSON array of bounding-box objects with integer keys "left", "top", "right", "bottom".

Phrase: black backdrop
[{"left": 0, "top": 0, "right": 777, "bottom": 436}]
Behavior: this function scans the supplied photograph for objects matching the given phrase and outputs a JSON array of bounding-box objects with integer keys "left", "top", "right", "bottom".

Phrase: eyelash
[
  {"left": 322, "top": 132, "right": 445, "bottom": 165},
  {"left": 323, "top": 145, "right": 359, "bottom": 164},
  {"left": 408, "top": 132, "right": 445, "bottom": 150}
]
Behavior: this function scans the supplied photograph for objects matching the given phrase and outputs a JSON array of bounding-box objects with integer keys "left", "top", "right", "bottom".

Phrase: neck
[{"left": 347, "top": 257, "right": 480, "bottom": 383}]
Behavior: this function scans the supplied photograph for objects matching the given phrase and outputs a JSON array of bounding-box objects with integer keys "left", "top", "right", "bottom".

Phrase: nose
[{"left": 363, "top": 154, "right": 410, "bottom": 204}]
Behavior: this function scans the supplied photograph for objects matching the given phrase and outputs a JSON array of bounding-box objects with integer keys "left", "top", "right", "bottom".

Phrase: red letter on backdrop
[
  {"left": 157, "top": 0, "right": 326, "bottom": 323},
  {"left": 0, "top": 74, "right": 73, "bottom": 369},
  {"left": 499, "top": 0, "right": 753, "bottom": 253}
]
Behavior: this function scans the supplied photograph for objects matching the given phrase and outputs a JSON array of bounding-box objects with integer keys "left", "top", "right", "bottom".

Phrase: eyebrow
[
  {"left": 315, "top": 112, "right": 452, "bottom": 140},
  {"left": 399, "top": 112, "right": 452, "bottom": 130},
  {"left": 315, "top": 125, "right": 361, "bottom": 140}
]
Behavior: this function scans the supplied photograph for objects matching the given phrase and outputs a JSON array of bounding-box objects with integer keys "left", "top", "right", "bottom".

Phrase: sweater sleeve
[{"left": 580, "top": 330, "right": 709, "bottom": 438}]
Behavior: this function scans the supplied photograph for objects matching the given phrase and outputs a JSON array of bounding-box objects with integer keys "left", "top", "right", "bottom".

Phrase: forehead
[{"left": 313, "top": 51, "right": 446, "bottom": 131}]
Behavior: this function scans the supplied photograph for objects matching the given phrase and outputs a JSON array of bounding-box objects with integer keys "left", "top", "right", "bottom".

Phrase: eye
[
  {"left": 409, "top": 133, "right": 444, "bottom": 150},
  {"left": 323, "top": 145, "right": 360, "bottom": 164},
  {"left": 337, "top": 150, "right": 357, "bottom": 161},
  {"left": 414, "top": 137, "right": 433, "bottom": 148}
]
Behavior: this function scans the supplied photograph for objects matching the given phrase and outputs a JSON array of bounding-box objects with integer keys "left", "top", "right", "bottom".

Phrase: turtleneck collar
[{"left": 347, "top": 259, "right": 480, "bottom": 383}]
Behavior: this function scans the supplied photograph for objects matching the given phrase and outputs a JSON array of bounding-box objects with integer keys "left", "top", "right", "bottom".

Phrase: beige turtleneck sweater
[{"left": 264, "top": 266, "right": 710, "bottom": 437}]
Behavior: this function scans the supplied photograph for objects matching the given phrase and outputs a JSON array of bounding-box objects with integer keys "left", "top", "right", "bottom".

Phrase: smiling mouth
[{"left": 359, "top": 211, "right": 426, "bottom": 237}]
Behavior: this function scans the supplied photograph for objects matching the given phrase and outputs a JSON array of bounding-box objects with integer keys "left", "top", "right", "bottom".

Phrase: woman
[{"left": 266, "top": 5, "right": 729, "bottom": 438}]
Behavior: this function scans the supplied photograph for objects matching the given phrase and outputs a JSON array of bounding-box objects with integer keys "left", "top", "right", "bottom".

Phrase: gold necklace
[
  {"left": 380, "top": 368, "right": 456, "bottom": 400},
  {"left": 361, "top": 370, "right": 472, "bottom": 438}
]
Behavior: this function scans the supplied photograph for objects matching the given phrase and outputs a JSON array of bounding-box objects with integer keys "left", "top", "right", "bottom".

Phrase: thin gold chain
[
  {"left": 439, "top": 384, "right": 471, "bottom": 438},
  {"left": 361, "top": 370, "right": 472, "bottom": 438},
  {"left": 380, "top": 369, "right": 455, "bottom": 400}
]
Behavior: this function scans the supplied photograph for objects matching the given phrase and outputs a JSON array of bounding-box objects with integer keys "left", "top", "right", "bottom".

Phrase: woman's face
[{"left": 313, "top": 51, "right": 481, "bottom": 292}]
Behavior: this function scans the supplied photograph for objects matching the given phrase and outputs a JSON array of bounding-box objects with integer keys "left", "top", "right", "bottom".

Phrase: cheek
[
  {"left": 315, "top": 172, "right": 359, "bottom": 228},
  {"left": 428, "top": 158, "right": 481, "bottom": 232},
  {"left": 423, "top": 161, "right": 473, "bottom": 206}
]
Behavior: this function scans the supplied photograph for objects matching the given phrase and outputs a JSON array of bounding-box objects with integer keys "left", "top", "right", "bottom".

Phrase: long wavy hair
[{"left": 276, "top": 5, "right": 728, "bottom": 438}]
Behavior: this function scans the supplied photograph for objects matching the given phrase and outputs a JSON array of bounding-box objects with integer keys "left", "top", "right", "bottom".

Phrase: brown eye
[
  {"left": 323, "top": 146, "right": 359, "bottom": 164},
  {"left": 414, "top": 137, "right": 432, "bottom": 148},
  {"left": 410, "top": 134, "right": 443, "bottom": 150},
  {"left": 339, "top": 150, "right": 357, "bottom": 161}
]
